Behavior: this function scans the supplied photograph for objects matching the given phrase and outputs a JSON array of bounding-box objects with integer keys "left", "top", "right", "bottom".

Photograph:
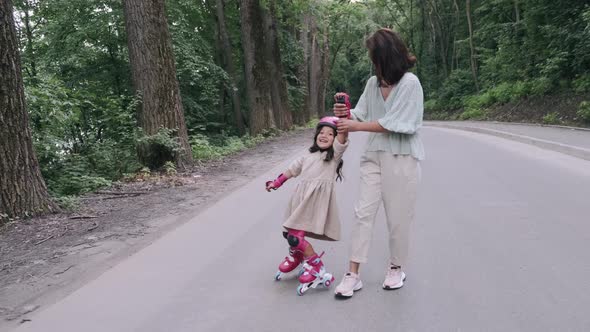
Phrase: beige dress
[{"left": 282, "top": 139, "right": 349, "bottom": 241}]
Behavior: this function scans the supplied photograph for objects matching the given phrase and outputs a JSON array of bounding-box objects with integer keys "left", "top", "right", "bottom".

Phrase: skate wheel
[
  {"left": 324, "top": 279, "right": 331, "bottom": 287},
  {"left": 275, "top": 271, "right": 283, "bottom": 281},
  {"left": 296, "top": 284, "right": 307, "bottom": 296}
]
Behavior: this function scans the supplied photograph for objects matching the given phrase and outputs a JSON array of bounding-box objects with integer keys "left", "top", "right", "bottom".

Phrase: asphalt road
[{"left": 12, "top": 128, "right": 590, "bottom": 332}]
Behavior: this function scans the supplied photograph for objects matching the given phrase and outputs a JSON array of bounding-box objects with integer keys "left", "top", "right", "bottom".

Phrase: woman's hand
[
  {"left": 333, "top": 93, "right": 350, "bottom": 119},
  {"left": 333, "top": 103, "right": 349, "bottom": 118},
  {"left": 337, "top": 119, "right": 357, "bottom": 133}
]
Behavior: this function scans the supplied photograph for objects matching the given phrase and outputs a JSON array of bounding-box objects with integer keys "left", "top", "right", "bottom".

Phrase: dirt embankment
[{"left": 426, "top": 92, "right": 590, "bottom": 128}]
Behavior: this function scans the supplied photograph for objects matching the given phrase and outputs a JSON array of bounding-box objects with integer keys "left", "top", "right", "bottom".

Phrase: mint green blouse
[{"left": 351, "top": 73, "right": 425, "bottom": 161}]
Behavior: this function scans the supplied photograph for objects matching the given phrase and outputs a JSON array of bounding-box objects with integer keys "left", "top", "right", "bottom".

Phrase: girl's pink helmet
[{"left": 317, "top": 116, "right": 339, "bottom": 130}]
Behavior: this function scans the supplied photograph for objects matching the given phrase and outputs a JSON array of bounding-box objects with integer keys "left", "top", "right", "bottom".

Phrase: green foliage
[
  {"left": 542, "top": 112, "right": 561, "bottom": 125},
  {"left": 577, "top": 101, "right": 590, "bottom": 123},
  {"left": 436, "top": 70, "right": 478, "bottom": 110},
  {"left": 136, "top": 128, "right": 182, "bottom": 170},
  {"left": 163, "top": 161, "right": 177, "bottom": 176},
  {"left": 573, "top": 75, "right": 590, "bottom": 93},
  {"left": 459, "top": 109, "right": 486, "bottom": 121},
  {"left": 528, "top": 77, "right": 553, "bottom": 96},
  {"left": 190, "top": 133, "right": 268, "bottom": 161},
  {"left": 54, "top": 196, "right": 80, "bottom": 211}
]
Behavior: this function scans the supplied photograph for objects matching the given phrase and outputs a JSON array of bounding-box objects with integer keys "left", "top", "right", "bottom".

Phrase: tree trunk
[
  {"left": 308, "top": 16, "right": 321, "bottom": 119},
  {"left": 465, "top": 0, "right": 479, "bottom": 91},
  {"left": 295, "top": 14, "right": 311, "bottom": 125},
  {"left": 216, "top": 0, "right": 245, "bottom": 135},
  {"left": 514, "top": 0, "right": 520, "bottom": 23},
  {"left": 0, "top": 0, "right": 57, "bottom": 220},
  {"left": 262, "top": 0, "right": 292, "bottom": 130},
  {"left": 122, "top": 0, "right": 193, "bottom": 169},
  {"left": 239, "top": 0, "right": 273, "bottom": 135},
  {"left": 22, "top": 0, "right": 36, "bottom": 78},
  {"left": 319, "top": 24, "right": 330, "bottom": 116}
]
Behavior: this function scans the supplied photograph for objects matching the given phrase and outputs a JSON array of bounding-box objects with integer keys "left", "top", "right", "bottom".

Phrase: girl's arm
[
  {"left": 266, "top": 153, "right": 304, "bottom": 191},
  {"left": 336, "top": 126, "right": 349, "bottom": 144},
  {"left": 266, "top": 170, "right": 293, "bottom": 191}
]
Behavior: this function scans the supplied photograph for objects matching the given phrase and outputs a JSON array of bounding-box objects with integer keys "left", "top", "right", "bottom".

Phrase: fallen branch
[
  {"left": 96, "top": 191, "right": 147, "bottom": 195},
  {"left": 34, "top": 235, "right": 55, "bottom": 246},
  {"left": 59, "top": 226, "right": 69, "bottom": 237},
  {"left": 87, "top": 221, "right": 99, "bottom": 232},
  {"left": 69, "top": 215, "right": 98, "bottom": 220},
  {"left": 54, "top": 265, "right": 74, "bottom": 275},
  {"left": 103, "top": 194, "right": 141, "bottom": 200}
]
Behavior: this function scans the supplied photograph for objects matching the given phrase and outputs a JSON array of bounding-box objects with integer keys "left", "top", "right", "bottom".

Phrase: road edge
[{"left": 425, "top": 122, "right": 590, "bottom": 162}]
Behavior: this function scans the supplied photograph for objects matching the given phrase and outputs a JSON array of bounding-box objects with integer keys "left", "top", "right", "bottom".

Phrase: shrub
[
  {"left": 573, "top": 75, "right": 590, "bottom": 93},
  {"left": 459, "top": 108, "right": 486, "bottom": 120},
  {"left": 136, "top": 128, "right": 182, "bottom": 169},
  {"left": 577, "top": 101, "right": 590, "bottom": 123},
  {"left": 542, "top": 112, "right": 561, "bottom": 125}
]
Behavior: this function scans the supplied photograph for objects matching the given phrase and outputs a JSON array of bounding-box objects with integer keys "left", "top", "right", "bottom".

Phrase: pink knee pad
[{"left": 286, "top": 230, "right": 309, "bottom": 252}]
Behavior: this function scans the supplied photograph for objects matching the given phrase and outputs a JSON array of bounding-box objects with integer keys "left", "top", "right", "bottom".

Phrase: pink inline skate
[
  {"left": 296, "top": 252, "right": 335, "bottom": 295},
  {"left": 274, "top": 248, "right": 304, "bottom": 281}
]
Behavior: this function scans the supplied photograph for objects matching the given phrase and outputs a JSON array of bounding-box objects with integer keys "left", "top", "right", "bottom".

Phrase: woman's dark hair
[
  {"left": 365, "top": 28, "right": 417, "bottom": 87},
  {"left": 309, "top": 125, "right": 344, "bottom": 182}
]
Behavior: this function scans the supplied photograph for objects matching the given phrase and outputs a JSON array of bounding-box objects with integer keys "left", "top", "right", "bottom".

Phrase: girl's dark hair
[
  {"left": 365, "top": 28, "right": 416, "bottom": 87},
  {"left": 309, "top": 125, "right": 344, "bottom": 182}
]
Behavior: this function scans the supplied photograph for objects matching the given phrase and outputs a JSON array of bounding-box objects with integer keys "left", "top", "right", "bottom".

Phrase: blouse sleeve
[
  {"left": 286, "top": 155, "right": 305, "bottom": 178},
  {"left": 377, "top": 77, "right": 424, "bottom": 134},
  {"left": 350, "top": 76, "right": 374, "bottom": 122}
]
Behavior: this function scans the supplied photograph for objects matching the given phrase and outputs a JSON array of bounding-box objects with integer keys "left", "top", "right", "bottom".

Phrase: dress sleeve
[
  {"left": 332, "top": 138, "right": 349, "bottom": 161},
  {"left": 377, "top": 78, "right": 424, "bottom": 134},
  {"left": 286, "top": 155, "right": 305, "bottom": 177}
]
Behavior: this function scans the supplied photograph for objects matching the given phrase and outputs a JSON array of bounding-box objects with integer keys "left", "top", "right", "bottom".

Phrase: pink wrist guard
[
  {"left": 266, "top": 173, "right": 288, "bottom": 190},
  {"left": 273, "top": 174, "right": 288, "bottom": 188}
]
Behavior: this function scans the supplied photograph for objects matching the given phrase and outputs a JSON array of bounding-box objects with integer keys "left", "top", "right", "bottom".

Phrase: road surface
[{"left": 12, "top": 127, "right": 590, "bottom": 332}]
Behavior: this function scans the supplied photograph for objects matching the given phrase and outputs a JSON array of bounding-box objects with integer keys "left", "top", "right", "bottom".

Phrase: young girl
[{"left": 266, "top": 116, "right": 349, "bottom": 295}]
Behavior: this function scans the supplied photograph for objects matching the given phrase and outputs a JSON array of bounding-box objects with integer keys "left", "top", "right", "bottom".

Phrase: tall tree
[
  {"left": 215, "top": 0, "right": 245, "bottom": 135},
  {"left": 122, "top": 0, "right": 193, "bottom": 169},
  {"left": 0, "top": 0, "right": 57, "bottom": 220},
  {"left": 465, "top": 0, "right": 479, "bottom": 91},
  {"left": 239, "top": 0, "right": 274, "bottom": 135},
  {"left": 262, "top": 0, "right": 292, "bottom": 130}
]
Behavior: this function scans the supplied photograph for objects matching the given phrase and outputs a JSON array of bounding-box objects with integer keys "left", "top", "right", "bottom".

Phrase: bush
[
  {"left": 136, "top": 128, "right": 182, "bottom": 169},
  {"left": 490, "top": 82, "right": 515, "bottom": 104},
  {"left": 577, "top": 101, "right": 590, "bottom": 123},
  {"left": 529, "top": 77, "right": 553, "bottom": 96},
  {"left": 437, "top": 70, "right": 478, "bottom": 110},
  {"left": 459, "top": 108, "right": 486, "bottom": 120},
  {"left": 542, "top": 112, "right": 561, "bottom": 125},
  {"left": 191, "top": 133, "right": 269, "bottom": 161},
  {"left": 573, "top": 75, "right": 590, "bottom": 93}
]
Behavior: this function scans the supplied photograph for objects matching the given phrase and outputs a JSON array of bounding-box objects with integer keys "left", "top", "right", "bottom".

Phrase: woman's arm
[
  {"left": 376, "top": 77, "right": 423, "bottom": 134},
  {"left": 337, "top": 120, "right": 387, "bottom": 133}
]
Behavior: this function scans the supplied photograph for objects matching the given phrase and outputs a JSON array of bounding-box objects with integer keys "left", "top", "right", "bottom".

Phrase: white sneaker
[
  {"left": 382, "top": 264, "right": 406, "bottom": 290},
  {"left": 334, "top": 272, "right": 363, "bottom": 298}
]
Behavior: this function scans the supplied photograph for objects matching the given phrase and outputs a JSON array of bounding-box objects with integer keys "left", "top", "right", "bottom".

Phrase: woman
[{"left": 333, "top": 28, "right": 424, "bottom": 298}]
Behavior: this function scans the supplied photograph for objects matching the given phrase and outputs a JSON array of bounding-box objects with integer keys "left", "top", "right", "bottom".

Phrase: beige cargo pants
[{"left": 350, "top": 152, "right": 420, "bottom": 266}]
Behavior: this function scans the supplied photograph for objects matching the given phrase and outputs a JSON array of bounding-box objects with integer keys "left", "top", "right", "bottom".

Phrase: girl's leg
[{"left": 303, "top": 243, "right": 316, "bottom": 258}]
